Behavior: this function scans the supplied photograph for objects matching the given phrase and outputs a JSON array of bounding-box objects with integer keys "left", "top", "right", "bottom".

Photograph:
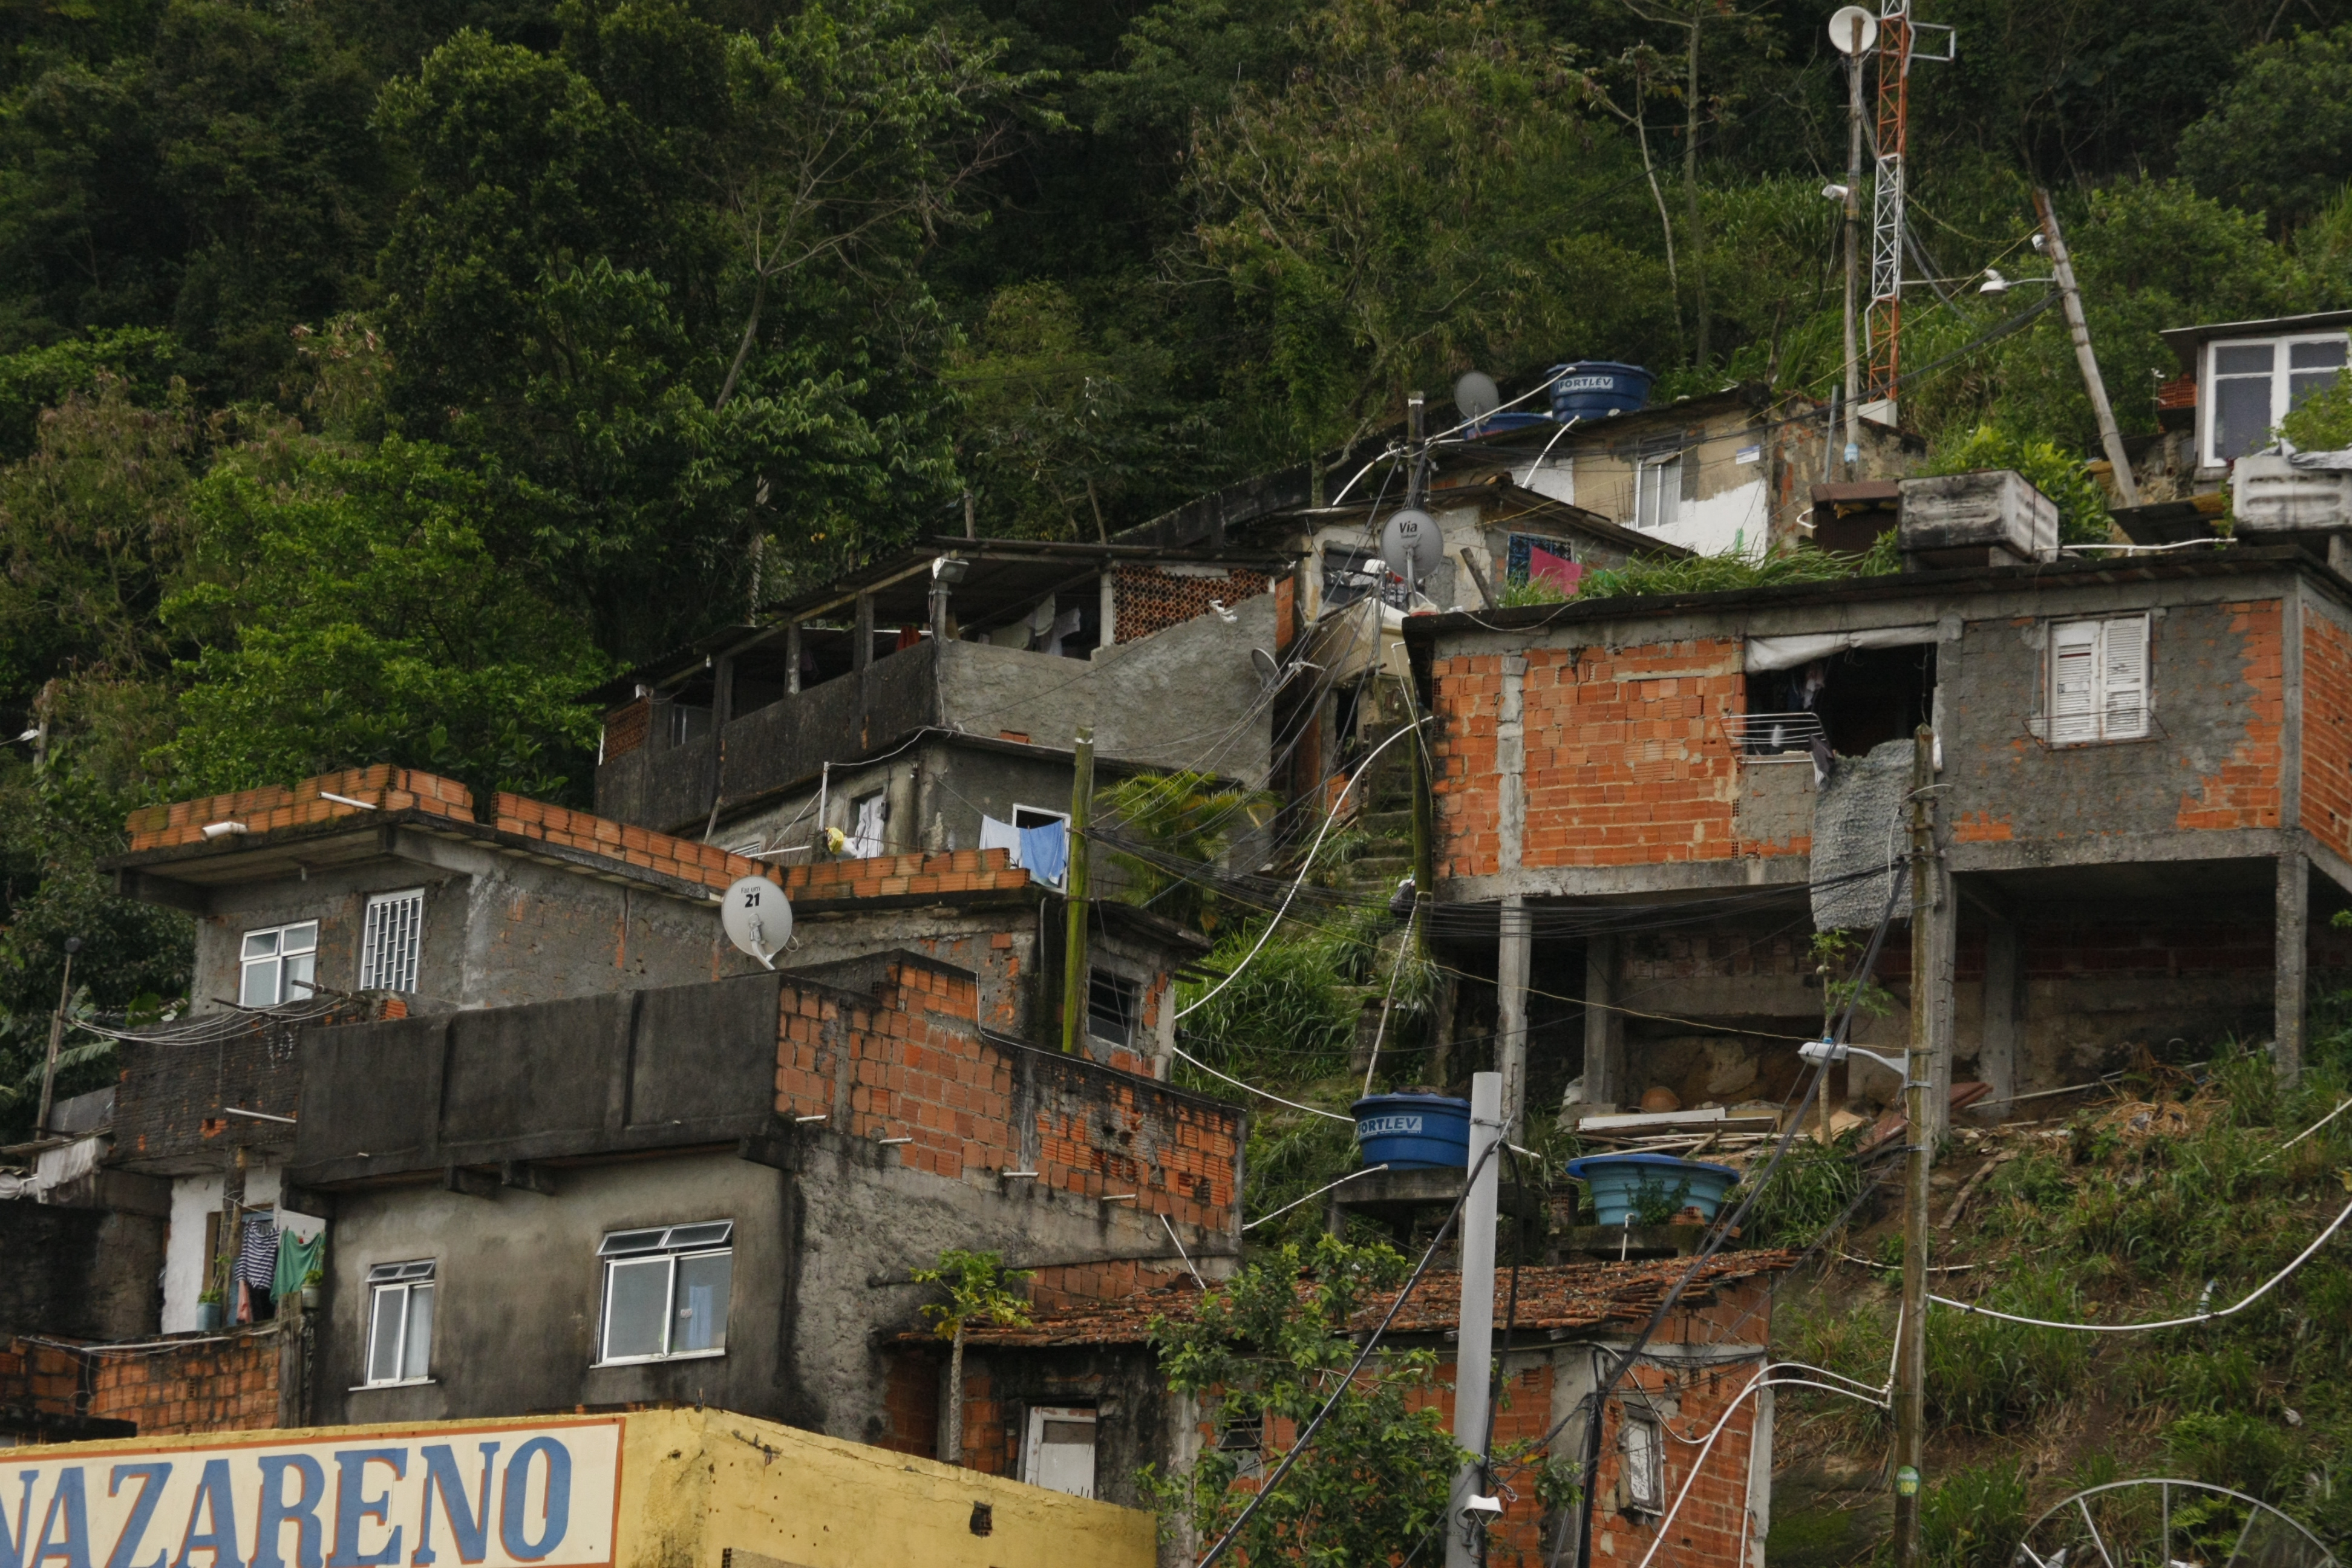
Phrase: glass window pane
[
  {"left": 367, "top": 1285, "right": 405, "bottom": 1383},
  {"left": 402, "top": 1285, "right": 434, "bottom": 1380},
  {"left": 2290, "top": 371, "right": 2342, "bottom": 411},
  {"left": 663, "top": 1222, "right": 732, "bottom": 1250},
  {"left": 284, "top": 952, "right": 315, "bottom": 998},
  {"left": 2290, "top": 339, "right": 2347, "bottom": 370},
  {"left": 2215, "top": 375, "right": 2275, "bottom": 460},
  {"left": 598, "top": 1228, "right": 667, "bottom": 1256},
  {"left": 280, "top": 921, "right": 319, "bottom": 955},
  {"left": 2214, "top": 344, "right": 2273, "bottom": 375},
  {"left": 603, "top": 1258, "right": 670, "bottom": 1359},
  {"left": 673, "top": 1252, "right": 731, "bottom": 1353},
  {"left": 240, "top": 959, "right": 278, "bottom": 1009},
  {"left": 243, "top": 930, "right": 280, "bottom": 960}
]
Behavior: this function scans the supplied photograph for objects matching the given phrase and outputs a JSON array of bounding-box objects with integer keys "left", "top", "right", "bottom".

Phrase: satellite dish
[
  {"left": 1379, "top": 509, "right": 1445, "bottom": 590},
  {"left": 2022, "top": 1480, "right": 2334, "bottom": 1568},
  {"left": 1827, "top": 5, "right": 1877, "bottom": 53},
  {"left": 720, "top": 874, "right": 792, "bottom": 970},
  {"left": 1250, "top": 647, "right": 1281, "bottom": 690},
  {"left": 1452, "top": 371, "right": 1500, "bottom": 425}
]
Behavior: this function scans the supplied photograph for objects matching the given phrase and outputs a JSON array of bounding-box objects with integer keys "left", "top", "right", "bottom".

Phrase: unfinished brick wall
[
  {"left": 2305, "top": 609, "right": 2352, "bottom": 862},
  {"left": 494, "top": 795, "right": 766, "bottom": 892},
  {"left": 86, "top": 1330, "right": 279, "bottom": 1435},
  {"left": 774, "top": 957, "right": 1239, "bottom": 1236},
  {"left": 0, "top": 1339, "right": 87, "bottom": 1423},
  {"left": 603, "top": 697, "right": 652, "bottom": 762},
  {"left": 1434, "top": 639, "right": 1795, "bottom": 877},
  {"left": 2175, "top": 599, "right": 2285, "bottom": 832},
  {"left": 877, "top": 1344, "right": 943, "bottom": 1459},
  {"left": 125, "top": 766, "right": 474, "bottom": 851}
]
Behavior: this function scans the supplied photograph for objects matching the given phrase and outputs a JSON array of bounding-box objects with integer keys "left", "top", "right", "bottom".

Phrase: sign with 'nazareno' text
[{"left": 0, "top": 1421, "right": 622, "bottom": 1568}]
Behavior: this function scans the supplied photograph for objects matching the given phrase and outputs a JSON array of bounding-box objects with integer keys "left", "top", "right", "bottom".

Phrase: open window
[
  {"left": 1022, "top": 1405, "right": 1097, "bottom": 1498},
  {"left": 1620, "top": 1408, "right": 1664, "bottom": 1514},
  {"left": 1734, "top": 639, "right": 1936, "bottom": 762},
  {"left": 846, "top": 792, "right": 888, "bottom": 858},
  {"left": 365, "top": 1261, "right": 436, "bottom": 1385},
  {"left": 1088, "top": 970, "right": 1140, "bottom": 1048},
  {"left": 596, "top": 1221, "right": 734, "bottom": 1365}
]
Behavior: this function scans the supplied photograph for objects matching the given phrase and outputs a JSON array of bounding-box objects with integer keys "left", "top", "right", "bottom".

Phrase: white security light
[{"left": 1822, "top": 183, "right": 1851, "bottom": 202}]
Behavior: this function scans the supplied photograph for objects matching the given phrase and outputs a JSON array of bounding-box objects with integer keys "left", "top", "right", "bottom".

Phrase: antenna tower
[{"left": 1864, "top": 1, "right": 1910, "bottom": 422}]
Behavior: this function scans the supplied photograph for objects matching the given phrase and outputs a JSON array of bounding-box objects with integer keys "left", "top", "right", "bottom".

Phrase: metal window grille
[
  {"left": 360, "top": 889, "right": 424, "bottom": 992},
  {"left": 1720, "top": 712, "right": 1826, "bottom": 762}
]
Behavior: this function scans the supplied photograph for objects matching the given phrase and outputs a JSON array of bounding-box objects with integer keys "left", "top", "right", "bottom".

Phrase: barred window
[{"left": 360, "top": 889, "right": 423, "bottom": 992}]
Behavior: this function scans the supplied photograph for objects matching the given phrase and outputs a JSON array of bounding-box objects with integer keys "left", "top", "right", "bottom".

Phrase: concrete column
[
  {"left": 1583, "top": 934, "right": 1625, "bottom": 1112},
  {"left": 1978, "top": 907, "right": 2022, "bottom": 1107},
  {"left": 2278, "top": 851, "right": 2310, "bottom": 1080},
  {"left": 854, "top": 593, "right": 875, "bottom": 670},
  {"left": 1497, "top": 655, "right": 1527, "bottom": 871},
  {"left": 785, "top": 622, "right": 802, "bottom": 695},
  {"left": 1497, "top": 897, "right": 1530, "bottom": 1137},
  {"left": 1547, "top": 1348, "right": 1601, "bottom": 1568},
  {"left": 1099, "top": 568, "right": 1117, "bottom": 649}
]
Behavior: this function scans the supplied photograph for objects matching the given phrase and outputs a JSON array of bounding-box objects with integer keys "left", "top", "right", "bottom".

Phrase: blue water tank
[
  {"left": 1549, "top": 361, "right": 1654, "bottom": 422},
  {"left": 1564, "top": 1152, "right": 1740, "bottom": 1224},
  {"left": 1351, "top": 1093, "right": 1471, "bottom": 1170}
]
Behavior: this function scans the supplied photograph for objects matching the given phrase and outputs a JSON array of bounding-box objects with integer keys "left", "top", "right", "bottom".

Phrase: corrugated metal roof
[{"left": 936, "top": 1252, "right": 1795, "bottom": 1348}]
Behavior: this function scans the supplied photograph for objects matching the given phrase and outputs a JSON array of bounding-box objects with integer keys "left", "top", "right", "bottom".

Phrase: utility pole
[
  {"left": 1446, "top": 1070, "right": 1504, "bottom": 1568},
  {"left": 35, "top": 936, "right": 81, "bottom": 1138},
  {"left": 2033, "top": 189, "right": 2140, "bottom": 510},
  {"left": 1840, "top": 13, "right": 1865, "bottom": 471},
  {"left": 1892, "top": 727, "right": 1935, "bottom": 1567},
  {"left": 1058, "top": 727, "right": 1097, "bottom": 1054}
]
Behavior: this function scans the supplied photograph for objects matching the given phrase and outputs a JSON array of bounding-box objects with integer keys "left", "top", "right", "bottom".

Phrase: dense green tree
[{"left": 2180, "top": 24, "right": 2352, "bottom": 235}]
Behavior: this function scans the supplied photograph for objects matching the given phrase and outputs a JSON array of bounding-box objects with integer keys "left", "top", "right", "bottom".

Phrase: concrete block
[
  {"left": 1898, "top": 469, "right": 2059, "bottom": 563},
  {"left": 2232, "top": 453, "right": 2352, "bottom": 533}
]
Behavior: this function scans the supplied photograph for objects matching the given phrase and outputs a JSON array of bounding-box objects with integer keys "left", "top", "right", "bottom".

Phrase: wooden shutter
[
  {"left": 2049, "top": 619, "right": 2100, "bottom": 745},
  {"left": 2101, "top": 615, "right": 2150, "bottom": 740}
]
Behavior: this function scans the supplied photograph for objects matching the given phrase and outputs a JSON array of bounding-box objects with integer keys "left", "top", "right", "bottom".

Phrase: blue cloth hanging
[{"left": 1018, "top": 820, "right": 1068, "bottom": 887}]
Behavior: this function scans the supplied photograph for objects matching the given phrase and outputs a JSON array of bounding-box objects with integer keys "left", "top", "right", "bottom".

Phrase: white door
[{"left": 1024, "top": 1405, "right": 1098, "bottom": 1499}]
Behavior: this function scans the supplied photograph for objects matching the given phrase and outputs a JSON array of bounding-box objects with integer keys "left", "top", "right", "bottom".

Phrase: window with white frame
[
  {"left": 239, "top": 921, "right": 318, "bottom": 1008},
  {"left": 1634, "top": 452, "right": 1682, "bottom": 532},
  {"left": 1088, "top": 970, "right": 1140, "bottom": 1048},
  {"left": 364, "top": 1260, "right": 436, "bottom": 1385},
  {"left": 846, "top": 792, "right": 887, "bottom": 858},
  {"left": 596, "top": 1221, "right": 733, "bottom": 1364},
  {"left": 2204, "top": 333, "right": 2351, "bottom": 465},
  {"left": 1620, "top": 1408, "right": 1664, "bottom": 1513},
  {"left": 359, "top": 890, "right": 423, "bottom": 993},
  {"left": 1023, "top": 1405, "right": 1098, "bottom": 1498},
  {"left": 2047, "top": 615, "right": 2151, "bottom": 745}
]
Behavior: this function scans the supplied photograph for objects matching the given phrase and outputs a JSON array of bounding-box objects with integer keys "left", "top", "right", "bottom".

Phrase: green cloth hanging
[{"left": 274, "top": 1227, "right": 325, "bottom": 1301}]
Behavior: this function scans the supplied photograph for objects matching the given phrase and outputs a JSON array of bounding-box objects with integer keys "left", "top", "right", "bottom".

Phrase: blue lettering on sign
[
  {"left": 411, "top": 1444, "right": 500, "bottom": 1567},
  {"left": 1, "top": 1472, "right": 36, "bottom": 1568},
  {"left": 103, "top": 1465, "right": 171, "bottom": 1568},
  {"left": 327, "top": 1452, "right": 406, "bottom": 1568},
  {"left": 172, "top": 1461, "right": 240, "bottom": 1568},
  {"left": 30, "top": 1465, "right": 90, "bottom": 1568},
  {"left": 495, "top": 1442, "right": 568, "bottom": 1564},
  {"left": 1358, "top": 1114, "right": 1425, "bottom": 1138},
  {"left": 253, "top": 1455, "right": 326, "bottom": 1568}
]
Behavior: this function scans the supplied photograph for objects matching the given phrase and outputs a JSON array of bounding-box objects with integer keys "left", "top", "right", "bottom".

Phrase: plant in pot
[
  {"left": 195, "top": 1287, "right": 223, "bottom": 1332},
  {"left": 299, "top": 1269, "right": 323, "bottom": 1312}
]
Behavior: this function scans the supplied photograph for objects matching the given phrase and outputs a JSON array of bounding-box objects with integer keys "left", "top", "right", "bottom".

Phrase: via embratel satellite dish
[
  {"left": 1826, "top": 5, "right": 1877, "bottom": 53},
  {"left": 720, "top": 873, "right": 792, "bottom": 970},
  {"left": 1452, "top": 371, "right": 1500, "bottom": 425},
  {"left": 1380, "top": 508, "right": 1445, "bottom": 592}
]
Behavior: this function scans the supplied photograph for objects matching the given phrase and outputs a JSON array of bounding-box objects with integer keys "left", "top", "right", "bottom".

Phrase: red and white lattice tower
[{"left": 1864, "top": 2, "right": 1911, "bottom": 418}]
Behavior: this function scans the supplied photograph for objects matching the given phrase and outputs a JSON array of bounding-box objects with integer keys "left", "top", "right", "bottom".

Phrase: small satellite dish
[
  {"left": 1250, "top": 647, "right": 1281, "bottom": 690},
  {"left": 1452, "top": 371, "right": 1500, "bottom": 425},
  {"left": 1827, "top": 5, "right": 1877, "bottom": 53},
  {"left": 1380, "top": 509, "right": 1445, "bottom": 589},
  {"left": 720, "top": 874, "right": 792, "bottom": 970}
]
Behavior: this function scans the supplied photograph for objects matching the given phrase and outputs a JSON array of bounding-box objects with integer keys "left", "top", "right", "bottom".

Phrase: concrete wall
[
  {"left": 953, "top": 1343, "right": 1178, "bottom": 1507},
  {"left": 0, "top": 1201, "right": 166, "bottom": 1339}
]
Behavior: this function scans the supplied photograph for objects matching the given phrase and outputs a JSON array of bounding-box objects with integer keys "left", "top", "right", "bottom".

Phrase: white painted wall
[
  {"left": 1649, "top": 475, "right": 1768, "bottom": 558},
  {"left": 161, "top": 1161, "right": 284, "bottom": 1331},
  {"left": 1514, "top": 453, "right": 1575, "bottom": 503}
]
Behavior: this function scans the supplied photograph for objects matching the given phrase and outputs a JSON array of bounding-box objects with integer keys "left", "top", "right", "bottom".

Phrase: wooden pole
[
  {"left": 1842, "top": 20, "right": 1864, "bottom": 469},
  {"left": 1892, "top": 725, "right": 1936, "bottom": 1568},
  {"left": 34, "top": 939, "right": 77, "bottom": 1138},
  {"left": 2034, "top": 189, "right": 2141, "bottom": 509},
  {"left": 1059, "top": 727, "right": 1096, "bottom": 1054}
]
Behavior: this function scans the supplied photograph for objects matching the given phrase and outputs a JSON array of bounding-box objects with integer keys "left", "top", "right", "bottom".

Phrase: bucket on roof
[
  {"left": 1549, "top": 362, "right": 1653, "bottom": 422},
  {"left": 1351, "top": 1091, "right": 1471, "bottom": 1170}
]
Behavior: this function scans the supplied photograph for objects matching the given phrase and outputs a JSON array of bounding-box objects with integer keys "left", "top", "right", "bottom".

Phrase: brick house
[
  {"left": 924, "top": 1253, "right": 1789, "bottom": 1568},
  {"left": 1409, "top": 472, "right": 2352, "bottom": 1138}
]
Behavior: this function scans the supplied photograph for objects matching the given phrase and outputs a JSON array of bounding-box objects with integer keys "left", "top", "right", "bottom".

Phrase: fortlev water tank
[{"left": 1549, "top": 361, "right": 1654, "bottom": 421}]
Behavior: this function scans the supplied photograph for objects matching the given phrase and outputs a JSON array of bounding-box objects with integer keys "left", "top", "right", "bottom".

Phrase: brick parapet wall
[
  {"left": 0, "top": 1339, "right": 87, "bottom": 1420},
  {"left": 495, "top": 794, "right": 766, "bottom": 892},
  {"left": 1114, "top": 566, "right": 1271, "bottom": 645},
  {"left": 2305, "top": 610, "right": 2352, "bottom": 861},
  {"left": 126, "top": 766, "right": 473, "bottom": 851},
  {"left": 87, "top": 1330, "right": 278, "bottom": 1435},
  {"left": 776, "top": 959, "right": 1239, "bottom": 1238}
]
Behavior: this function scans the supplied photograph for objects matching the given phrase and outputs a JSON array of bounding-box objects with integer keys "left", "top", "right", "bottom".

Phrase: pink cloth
[{"left": 1529, "top": 546, "right": 1582, "bottom": 594}]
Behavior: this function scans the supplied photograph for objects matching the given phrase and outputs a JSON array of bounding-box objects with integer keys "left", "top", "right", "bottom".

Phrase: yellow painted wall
[{"left": 7, "top": 1407, "right": 1157, "bottom": 1568}]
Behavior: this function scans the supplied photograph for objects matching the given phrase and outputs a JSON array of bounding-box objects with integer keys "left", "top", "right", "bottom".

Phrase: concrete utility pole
[
  {"left": 1841, "top": 16, "right": 1865, "bottom": 471},
  {"left": 1058, "top": 727, "right": 1097, "bottom": 1054},
  {"left": 1446, "top": 1070, "right": 1504, "bottom": 1568},
  {"left": 2034, "top": 189, "right": 2140, "bottom": 510},
  {"left": 34, "top": 936, "right": 79, "bottom": 1139},
  {"left": 1892, "top": 727, "right": 1936, "bottom": 1567}
]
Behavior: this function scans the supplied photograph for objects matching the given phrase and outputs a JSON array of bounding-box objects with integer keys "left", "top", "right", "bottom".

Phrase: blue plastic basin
[
  {"left": 1352, "top": 1093, "right": 1471, "bottom": 1171},
  {"left": 1548, "top": 361, "right": 1654, "bottom": 422},
  {"left": 1564, "top": 1152, "right": 1740, "bottom": 1224}
]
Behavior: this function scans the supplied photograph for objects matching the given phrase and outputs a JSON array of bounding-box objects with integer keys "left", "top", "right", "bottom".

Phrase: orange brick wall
[
  {"left": 774, "top": 958, "right": 1240, "bottom": 1236},
  {"left": 2176, "top": 599, "right": 2285, "bottom": 832},
  {"left": 877, "top": 1345, "right": 943, "bottom": 1459},
  {"left": 125, "top": 766, "right": 473, "bottom": 851},
  {"left": 1435, "top": 638, "right": 1800, "bottom": 877},
  {"left": 0, "top": 1338, "right": 87, "bottom": 1421},
  {"left": 8, "top": 1331, "right": 279, "bottom": 1437},
  {"left": 2305, "top": 610, "right": 2352, "bottom": 862}
]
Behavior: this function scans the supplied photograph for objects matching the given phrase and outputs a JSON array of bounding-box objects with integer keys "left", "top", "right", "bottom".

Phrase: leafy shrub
[
  {"left": 1922, "top": 426, "right": 2112, "bottom": 544},
  {"left": 1926, "top": 1269, "right": 2092, "bottom": 1434},
  {"left": 1919, "top": 1462, "right": 2028, "bottom": 1568},
  {"left": 2167, "top": 1411, "right": 2301, "bottom": 1503},
  {"left": 1743, "top": 1135, "right": 1867, "bottom": 1247}
]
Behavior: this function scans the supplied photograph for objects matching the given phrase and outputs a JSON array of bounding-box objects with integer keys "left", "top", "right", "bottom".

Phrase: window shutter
[
  {"left": 2101, "top": 615, "right": 2150, "bottom": 740},
  {"left": 2049, "top": 621, "right": 2100, "bottom": 745}
]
